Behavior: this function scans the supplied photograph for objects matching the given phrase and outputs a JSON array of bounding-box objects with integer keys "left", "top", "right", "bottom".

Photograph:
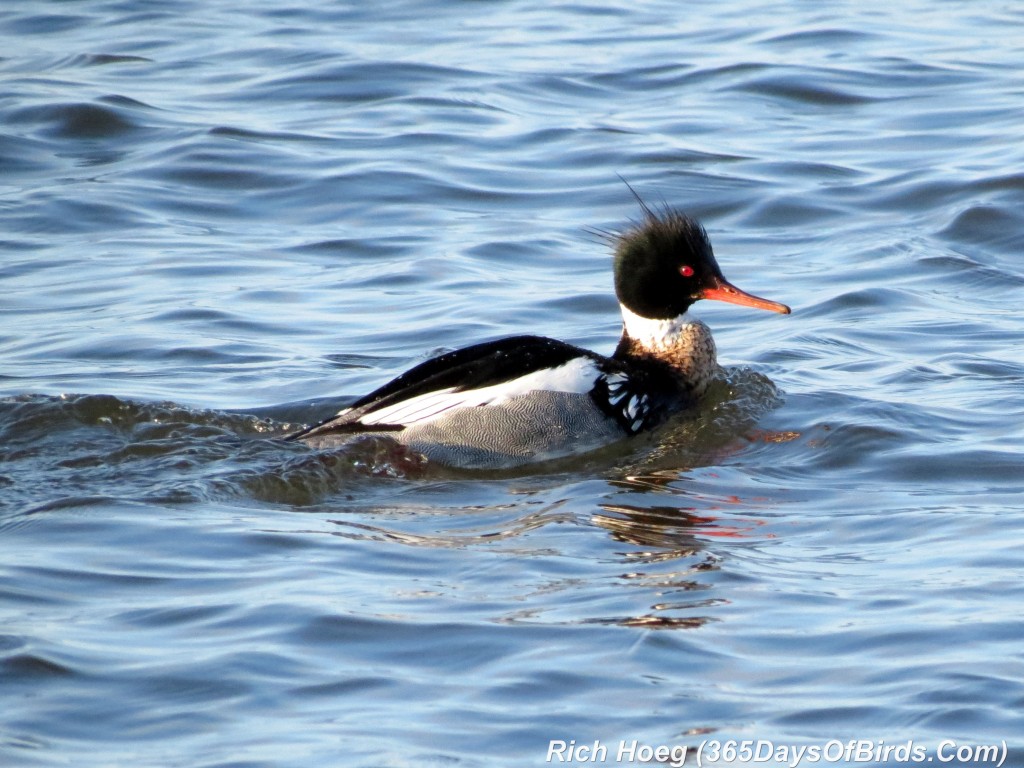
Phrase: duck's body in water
[{"left": 287, "top": 207, "right": 790, "bottom": 468}]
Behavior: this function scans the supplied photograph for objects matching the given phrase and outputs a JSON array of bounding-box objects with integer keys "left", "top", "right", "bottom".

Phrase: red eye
[{"left": 680, "top": 265, "right": 695, "bottom": 277}]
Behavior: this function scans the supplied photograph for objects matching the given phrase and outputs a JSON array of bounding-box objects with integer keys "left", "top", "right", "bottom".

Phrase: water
[{"left": 2, "top": 1, "right": 1023, "bottom": 766}]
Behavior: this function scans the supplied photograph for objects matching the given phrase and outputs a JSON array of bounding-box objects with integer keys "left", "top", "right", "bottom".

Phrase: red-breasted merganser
[{"left": 287, "top": 207, "right": 790, "bottom": 468}]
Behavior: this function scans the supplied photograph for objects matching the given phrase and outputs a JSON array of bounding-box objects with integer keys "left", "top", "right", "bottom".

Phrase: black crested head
[
  {"left": 612, "top": 203, "right": 791, "bottom": 319},
  {"left": 613, "top": 208, "right": 724, "bottom": 320}
]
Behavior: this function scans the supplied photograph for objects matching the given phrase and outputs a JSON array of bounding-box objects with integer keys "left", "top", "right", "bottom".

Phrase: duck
[{"left": 286, "top": 205, "right": 790, "bottom": 468}]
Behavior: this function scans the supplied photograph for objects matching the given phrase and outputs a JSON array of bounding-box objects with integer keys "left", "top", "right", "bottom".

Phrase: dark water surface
[{"left": 3, "top": 1, "right": 1023, "bottom": 766}]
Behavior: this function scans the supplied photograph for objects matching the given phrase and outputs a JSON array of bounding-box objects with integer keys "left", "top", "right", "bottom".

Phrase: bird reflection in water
[{"left": 590, "top": 500, "right": 769, "bottom": 629}]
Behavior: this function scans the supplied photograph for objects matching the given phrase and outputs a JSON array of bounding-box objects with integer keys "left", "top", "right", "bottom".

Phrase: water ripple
[{"left": 4, "top": 1, "right": 1024, "bottom": 764}]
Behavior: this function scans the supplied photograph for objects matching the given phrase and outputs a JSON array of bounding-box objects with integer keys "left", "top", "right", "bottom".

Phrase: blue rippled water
[{"left": 2, "top": 1, "right": 1023, "bottom": 767}]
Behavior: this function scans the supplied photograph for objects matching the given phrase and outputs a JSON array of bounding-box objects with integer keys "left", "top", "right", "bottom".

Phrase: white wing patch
[{"left": 350, "top": 356, "right": 602, "bottom": 427}]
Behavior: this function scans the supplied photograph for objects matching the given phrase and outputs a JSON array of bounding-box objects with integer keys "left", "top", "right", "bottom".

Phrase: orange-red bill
[{"left": 701, "top": 278, "right": 791, "bottom": 314}]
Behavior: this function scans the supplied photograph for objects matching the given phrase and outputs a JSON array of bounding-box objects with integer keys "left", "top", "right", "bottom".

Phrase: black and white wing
[{"left": 286, "top": 335, "right": 608, "bottom": 441}]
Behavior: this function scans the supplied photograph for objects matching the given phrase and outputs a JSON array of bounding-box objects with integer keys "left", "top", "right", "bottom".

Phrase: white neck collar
[{"left": 620, "top": 305, "right": 692, "bottom": 350}]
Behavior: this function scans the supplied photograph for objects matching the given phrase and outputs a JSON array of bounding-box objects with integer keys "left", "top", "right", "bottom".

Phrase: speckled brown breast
[{"left": 613, "top": 318, "right": 718, "bottom": 398}]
